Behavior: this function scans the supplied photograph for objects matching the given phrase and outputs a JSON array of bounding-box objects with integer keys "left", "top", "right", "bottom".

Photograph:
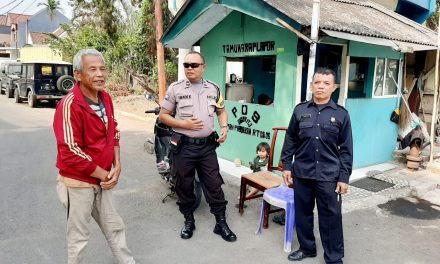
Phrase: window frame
[{"left": 372, "top": 57, "right": 402, "bottom": 98}]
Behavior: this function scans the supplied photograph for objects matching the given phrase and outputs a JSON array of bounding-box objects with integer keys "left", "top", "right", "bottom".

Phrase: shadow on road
[{"left": 378, "top": 197, "right": 440, "bottom": 220}]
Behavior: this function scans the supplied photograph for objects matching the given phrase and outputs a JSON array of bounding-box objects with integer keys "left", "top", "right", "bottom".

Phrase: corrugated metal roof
[{"left": 263, "top": 0, "right": 437, "bottom": 46}]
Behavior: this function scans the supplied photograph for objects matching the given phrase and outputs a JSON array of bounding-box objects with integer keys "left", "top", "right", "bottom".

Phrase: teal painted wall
[
  {"left": 349, "top": 41, "right": 403, "bottom": 60},
  {"left": 198, "top": 12, "right": 403, "bottom": 168},
  {"left": 346, "top": 98, "right": 398, "bottom": 168},
  {"left": 201, "top": 11, "right": 297, "bottom": 165},
  {"left": 346, "top": 42, "right": 400, "bottom": 167}
]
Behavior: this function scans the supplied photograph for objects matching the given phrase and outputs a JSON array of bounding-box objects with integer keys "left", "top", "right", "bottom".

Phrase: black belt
[{"left": 181, "top": 134, "right": 214, "bottom": 145}]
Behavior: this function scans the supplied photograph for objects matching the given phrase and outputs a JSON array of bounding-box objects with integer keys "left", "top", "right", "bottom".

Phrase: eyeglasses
[{"left": 183, "top": 63, "right": 204, "bottom": 69}]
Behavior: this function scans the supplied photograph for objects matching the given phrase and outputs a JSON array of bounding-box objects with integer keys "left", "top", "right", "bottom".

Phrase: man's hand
[
  {"left": 217, "top": 127, "right": 228, "bottom": 143},
  {"left": 184, "top": 117, "right": 204, "bottom": 130},
  {"left": 335, "top": 182, "right": 349, "bottom": 194},
  {"left": 283, "top": 170, "right": 293, "bottom": 187},
  {"left": 101, "top": 165, "right": 121, "bottom": 190}
]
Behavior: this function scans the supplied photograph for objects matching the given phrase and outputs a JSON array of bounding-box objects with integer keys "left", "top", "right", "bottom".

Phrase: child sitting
[{"left": 247, "top": 142, "right": 270, "bottom": 198}]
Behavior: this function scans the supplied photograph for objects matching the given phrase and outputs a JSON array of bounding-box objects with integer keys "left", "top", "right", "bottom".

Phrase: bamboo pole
[
  {"left": 306, "top": 0, "right": 321, "bottom": 100},
  {"left": 155, "top": 0, "right": 166, "bottom": 103},
  {"left": 429, "top": 12, "right": 440, "bottom": 162}
]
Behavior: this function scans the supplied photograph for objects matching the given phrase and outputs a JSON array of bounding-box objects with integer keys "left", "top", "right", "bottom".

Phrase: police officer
[
  {"left": 159, "top": 51, "right": 236, "bottom": 242},
  {"left": 281, "top": 68, "right": 353, "bottom": 263}
]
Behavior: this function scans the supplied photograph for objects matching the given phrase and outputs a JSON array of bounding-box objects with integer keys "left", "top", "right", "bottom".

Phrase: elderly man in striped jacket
[{"left": 53, "top": 49, "right": 135, "bottom": 264}]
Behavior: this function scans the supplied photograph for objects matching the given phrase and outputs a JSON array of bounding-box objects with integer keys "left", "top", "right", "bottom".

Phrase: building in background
[
  {"left": 161, "top": 0, "right": 437, "bottom": 170},
  {"left": 0, "top": 7, "right": 69, "bottom": 60}
]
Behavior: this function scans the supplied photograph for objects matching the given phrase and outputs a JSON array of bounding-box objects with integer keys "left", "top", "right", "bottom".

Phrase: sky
[{"left": 0, "top": 0, "right": 73, "bottom": 19}]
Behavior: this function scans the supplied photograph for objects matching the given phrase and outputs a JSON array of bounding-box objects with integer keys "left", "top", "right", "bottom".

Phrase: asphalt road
[{"left": 1, "top": 95, "right": 439, "bottom": 264}]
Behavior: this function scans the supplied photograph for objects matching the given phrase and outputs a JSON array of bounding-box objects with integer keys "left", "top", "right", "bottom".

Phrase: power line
[
  {"left": 0, "top": 0, "right": 25, "bottom": 16},
  {"left": 0, "top": 0, "right": 17, "bottom": 11},
  {"left": 21, "top": 0, "right": 37, "bottom": 15}
]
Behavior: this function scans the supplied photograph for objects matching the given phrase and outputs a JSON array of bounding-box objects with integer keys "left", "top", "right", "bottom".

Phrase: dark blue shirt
[{"left": 281, "top": 100, "right": 353, "bottom": 183}]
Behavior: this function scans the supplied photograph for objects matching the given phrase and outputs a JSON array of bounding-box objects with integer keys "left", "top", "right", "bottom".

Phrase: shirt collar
[{"left": 306, "top": 99, "right": 337, "bottom": 110}]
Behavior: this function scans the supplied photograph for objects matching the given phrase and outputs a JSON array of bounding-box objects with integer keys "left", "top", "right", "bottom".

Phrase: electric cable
[
  {"left": 0, "top": 0, "right": 17, "bottom": 10},
  {"left": 0, "top": 0, "right": 25, "bottom": 16},
  {"left": 21, "top": 0, "right": 37, "bottom": 15}
]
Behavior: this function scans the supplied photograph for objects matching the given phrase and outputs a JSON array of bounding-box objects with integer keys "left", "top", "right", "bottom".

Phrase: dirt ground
[{"left": 113, "top": 94, "right": 158, "bottom": 119}]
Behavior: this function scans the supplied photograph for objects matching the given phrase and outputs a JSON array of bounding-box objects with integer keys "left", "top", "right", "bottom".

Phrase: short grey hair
[{"left": 73, "top": 49, "right": 105, "bottom": 71}]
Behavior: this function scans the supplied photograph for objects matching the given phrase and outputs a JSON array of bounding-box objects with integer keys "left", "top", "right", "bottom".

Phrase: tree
[
  {"left": 70, "top": 0, "right": 122, "bottom": 43},
  {"left": 426, "top": 0, "right": 440, "bottom": 30},
  {"left": 38, "top": 0, "right": 63, "bottom": 20},
  {"left": 48, "top": 0, "right": 177, "bottom": 95}
]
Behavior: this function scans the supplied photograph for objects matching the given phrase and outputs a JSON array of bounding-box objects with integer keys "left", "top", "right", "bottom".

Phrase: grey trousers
[{"left": 57, "top": 182, "right": 135, "bottom": 264}]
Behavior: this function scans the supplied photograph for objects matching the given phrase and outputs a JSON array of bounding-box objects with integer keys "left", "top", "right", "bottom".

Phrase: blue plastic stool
[{"left": 256, "top": 184, "right": 295, "bottom": 252}]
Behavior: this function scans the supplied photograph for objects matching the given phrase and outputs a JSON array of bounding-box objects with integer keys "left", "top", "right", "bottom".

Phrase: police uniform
[
  {"left": 281, "top": 99, "right": 353, "bottom": 264},
  {"left": 161, "top": 79, "right": 227, "bottom": 216}
]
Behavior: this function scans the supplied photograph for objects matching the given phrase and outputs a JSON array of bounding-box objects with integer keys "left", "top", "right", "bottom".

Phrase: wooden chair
[{"left": 238, "top": 127, "right": 288, "bottom": 224}]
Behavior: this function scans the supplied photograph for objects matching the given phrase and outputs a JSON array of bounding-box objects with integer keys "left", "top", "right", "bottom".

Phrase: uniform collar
[
  {"left": 184, "top": 78, "right": 208, "bottom": 89},
  {"left": 306, "top": 99, "right": 337, "bottom": 110}
]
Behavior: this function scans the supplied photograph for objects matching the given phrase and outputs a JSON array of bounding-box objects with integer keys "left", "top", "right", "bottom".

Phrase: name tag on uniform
[
  {"left": 301, "top": 114, "right": 311, "bottom": 120},
  {"left": 177, "top": 95, "right": 191, "bottom": 100}
]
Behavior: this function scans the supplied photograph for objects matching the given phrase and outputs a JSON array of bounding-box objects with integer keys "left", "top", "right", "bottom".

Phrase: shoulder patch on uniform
[{"left": 216, "top": 94, "right": 225, "bottom": 108}]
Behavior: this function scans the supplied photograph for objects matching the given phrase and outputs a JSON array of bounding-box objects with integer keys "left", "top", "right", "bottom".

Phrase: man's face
[
  {"left": 184, "top": 53, "right": 205, "bottom": 82},
  {"left": 310, "top": 73, "right": 336, "bottom": 102},
  {"left": 74, "top": 55, "right": 107, "bottom": 92}
]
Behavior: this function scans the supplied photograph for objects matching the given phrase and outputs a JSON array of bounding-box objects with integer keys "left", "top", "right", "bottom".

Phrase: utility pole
[
  {"left": 154, "top": 0, "right": 166, "bottom": 103},
  {"left": 429, "top": 10, "right": 440, "bottom": 162},
  {"left": 306, "top": 0, "right": 321, "bottom": 100}
]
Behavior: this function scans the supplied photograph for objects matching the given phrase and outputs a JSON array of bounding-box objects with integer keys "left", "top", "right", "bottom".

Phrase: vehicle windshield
[{"left": 8, "top": 65, "right": 21, "bottom": 74}]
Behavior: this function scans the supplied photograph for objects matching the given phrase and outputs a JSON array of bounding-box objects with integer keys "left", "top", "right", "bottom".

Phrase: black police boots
[
  {"left": 180, "top": 213, "right": 195, "bottom": 239},
  {"left": 213, "top": 213, "right": 237, "bottom": 242}
]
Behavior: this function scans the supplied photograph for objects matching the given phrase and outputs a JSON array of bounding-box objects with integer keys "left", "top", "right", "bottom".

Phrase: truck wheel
[
  {"left": 14, "top": 88, "right": 22, "bottom": 103},
  {"left": 57, "top": 75, "right": 75, "bottom": 94},
  {"left": 28, "top": 90, "right": 38, "bottom": 108}
]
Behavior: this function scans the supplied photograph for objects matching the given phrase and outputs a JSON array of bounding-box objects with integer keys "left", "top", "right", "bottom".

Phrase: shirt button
[
  {"left": 316, "top": 161, "right": 319, "bottom": 164},
  {"left": 318, "top": 112, "right": 321, "bottom": 115},
  {"left": 315, "top": 136, "right": 319, "bottom": 139},
  {"left": 316, "top": 149, "right": 319, "bottom": 152},
  {"left": 317, "top": 123, "right": 320, "bottom": 126}
]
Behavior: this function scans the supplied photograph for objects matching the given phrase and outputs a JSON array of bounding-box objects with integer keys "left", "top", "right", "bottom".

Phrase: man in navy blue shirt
[{"left": 282, "top": 68, "right": 353, "bottom": 264}]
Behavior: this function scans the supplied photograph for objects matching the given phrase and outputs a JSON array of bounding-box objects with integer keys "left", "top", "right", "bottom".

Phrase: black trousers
[
  {"left": 294, "top": 177, "right": 344, "bottom": 264},
  {"left": 172, "top": 141, "right": 227, "bottom": 215}
]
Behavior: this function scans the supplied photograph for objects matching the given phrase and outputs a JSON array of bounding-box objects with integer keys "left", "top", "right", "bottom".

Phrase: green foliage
[
  {"left": 426, "top": 1, "right": 440, "bottom": 30},
  {"left": 48, "top": 25, "right": 111, "bottom": 62},
  {"left": 48, "top": 0, "right": 178, "bottom": 95},
  {"left": 38, "top": 0, "right": 62, "bottom": 21}
]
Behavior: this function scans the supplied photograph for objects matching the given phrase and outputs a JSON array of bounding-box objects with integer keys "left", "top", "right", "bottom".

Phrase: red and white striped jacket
[{"left": 53, "top": 83, "right": 120, "bottom": 185}]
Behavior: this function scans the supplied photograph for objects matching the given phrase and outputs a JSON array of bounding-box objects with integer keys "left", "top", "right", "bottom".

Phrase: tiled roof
[
  {"left": 30, "top": 32, "right": 50, "bottom": 44},
  {"left": 52, "top": 26, "right": 65, "bottom": 37},
  {"left": 6, "top": 13, "right": 31, "bottom": 26}
]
